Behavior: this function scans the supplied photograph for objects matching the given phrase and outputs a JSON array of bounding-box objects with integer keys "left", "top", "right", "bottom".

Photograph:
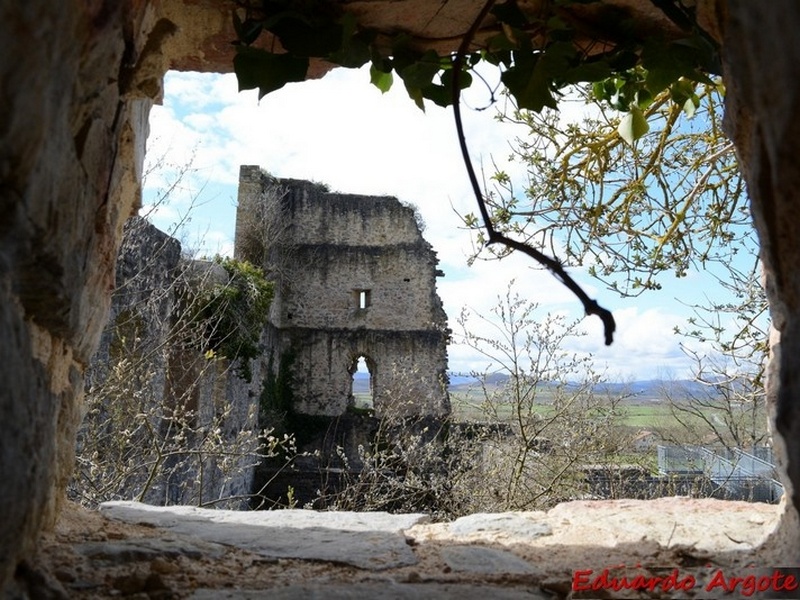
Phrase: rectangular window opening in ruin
[{"left": 357, "top": 289, "right": 371, "bottom": 310}]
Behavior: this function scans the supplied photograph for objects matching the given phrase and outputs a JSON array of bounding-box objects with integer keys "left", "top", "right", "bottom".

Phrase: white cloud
[{"left": 573, "top": 305, "right": 701, "bottom": 380}]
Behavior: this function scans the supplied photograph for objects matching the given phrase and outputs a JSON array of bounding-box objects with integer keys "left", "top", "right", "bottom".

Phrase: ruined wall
[
  {"left": 86, "top": 217, "right": 182, "bottom": 407},
  {"left": 236, "top": 166, "right": 449, "bottom": 417},
  {"left": 84, "top": 217, "right": 261, "bottom": 508}
]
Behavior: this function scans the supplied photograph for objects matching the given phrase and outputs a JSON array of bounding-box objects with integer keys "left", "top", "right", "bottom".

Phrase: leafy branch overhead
[
  {"left": 231, "top": 0, "right": 722, "bottom": 345},
  {"left": 468, "top": 82, "right": 742, "bottom": 299},
  {"left": 231, "top": 0, "right": 719, "bottom": 122}
]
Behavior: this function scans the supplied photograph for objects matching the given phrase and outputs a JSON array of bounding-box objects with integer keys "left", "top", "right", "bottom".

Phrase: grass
[
  {"left": 617, "top": 404, "right": 677, "bottom": 428},
  {"left": 449, "top": 389, "right": 711, "bottom": 434},
  {"left": 365, "top": 382, "right": 765, "bottom": 448}
]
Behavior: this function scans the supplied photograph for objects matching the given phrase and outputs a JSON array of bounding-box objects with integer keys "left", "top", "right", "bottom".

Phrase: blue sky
[{"left": 142, "top": 65, "right": 751, "bottom": 381}]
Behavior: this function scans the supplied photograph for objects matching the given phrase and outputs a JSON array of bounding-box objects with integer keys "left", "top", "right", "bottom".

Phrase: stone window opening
[
  {"left": 348, "top": 354, "right": 375, "bottom": 411},
  {"left": 355, "top": 289, "right": 371, "bottom": 310}
]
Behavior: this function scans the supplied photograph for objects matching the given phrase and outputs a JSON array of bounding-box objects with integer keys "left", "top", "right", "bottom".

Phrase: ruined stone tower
[{"left": 235, "top": 166, "right": 450, "bottom": 417}]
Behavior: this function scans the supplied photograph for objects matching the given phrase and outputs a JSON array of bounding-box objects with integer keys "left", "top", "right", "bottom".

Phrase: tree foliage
[
  {"left": 468, "top": 80, "right": 748, "bottom": 296},
  {"left": 230, "top": 0, "right": 719, "bottom": 121},
  {"left": 470, "top": 76, "right": 767, "bottom": 449},
  {"left": 456, "top": 281, "right": 638, "bottom": 509},
  {"left": 663, "top": 256, "right": 769, "bottom": 450}
]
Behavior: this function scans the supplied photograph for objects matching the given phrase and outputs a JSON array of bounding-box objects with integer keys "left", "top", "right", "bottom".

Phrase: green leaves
[
  {"left": 502, "top": 57, "right": 558, "bottom": 112},
  {"left": 642, "top": 38, "right": 715, "bottom": 96},
  {"left": 259, "top": 4, "right": 342, "bottom": 57},
  {"left": 232, "top": 11, "right": 262, "bottom": 46},
  {"left": 234, "top": 47, "right": 308, "bottom": 99},
  {"left": 397, "top": 49, "right": 440, "bottom": 89},
  {"left": 369, "top": 63, "right": 393, "bottom": 94},
  {"left": 328, "top": 14, "right": 371, "bottom": 68},
  {"left": 230, "top": 0, "right": 722, "bottom": 119},
  {"left": 379, "top": 46, "right": 474, "bottom": 110},
  {"left": 490, "top": 0, "right": 528, "bottom": 28},
  {"left": 192, "top": 257, "right": 273, "bottom": 382},
  {"left": 396, "top": 49, "right": 441, "bottom": 109},
  {"left": 617, "top": 106, "right": 649, "bottom": 146},
  {"left": 483, "top": 77, "right": 746, "bottom": 300},
  {"left": 670, "top": 79, "right": 701, "bottom": 118}
]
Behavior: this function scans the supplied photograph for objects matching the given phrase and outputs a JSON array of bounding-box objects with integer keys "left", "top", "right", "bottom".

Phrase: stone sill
[{"left": 39, "top": 498, "right": 783, "bottom": 598}]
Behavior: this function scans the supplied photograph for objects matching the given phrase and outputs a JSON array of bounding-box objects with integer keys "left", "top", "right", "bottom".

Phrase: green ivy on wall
[
  {"left": 259, "top": 349, "right": 295, "bottom": 425},
  {"left": 192, "top": 256, "right": 273, "bottom": 382}
]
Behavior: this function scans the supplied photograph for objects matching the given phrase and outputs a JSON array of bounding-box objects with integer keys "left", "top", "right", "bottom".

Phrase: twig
[{"left": 451, "top": 0, "right": 616, "bottom": 345}]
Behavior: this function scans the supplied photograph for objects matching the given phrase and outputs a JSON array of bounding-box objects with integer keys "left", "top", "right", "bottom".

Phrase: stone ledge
[
  {"left": 100, "top": 502, "right": 429, "bottom": 571},
  {"left": 35, "top": 498, "right": 783, "bottom": 598},
  {"left": 409, "top": 497, "right": 780, "bottom": 552}
]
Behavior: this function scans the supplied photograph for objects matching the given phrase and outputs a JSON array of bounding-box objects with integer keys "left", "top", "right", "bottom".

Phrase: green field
[
  {"left": 355, "top": 380, "right": 766, "bottom": 446},
  {"left": 449, "top": 389, "right": 706, "bottom": 433}
]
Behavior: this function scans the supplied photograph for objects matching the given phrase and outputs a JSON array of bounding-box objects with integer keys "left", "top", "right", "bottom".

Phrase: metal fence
[{"left": 657, "top": 445, "right": 783, "bottom": 503}]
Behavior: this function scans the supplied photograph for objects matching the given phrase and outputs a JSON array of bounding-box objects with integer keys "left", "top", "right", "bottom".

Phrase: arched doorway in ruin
[{"left": 348, "top": 354, "right": 377, "bottom": 412}]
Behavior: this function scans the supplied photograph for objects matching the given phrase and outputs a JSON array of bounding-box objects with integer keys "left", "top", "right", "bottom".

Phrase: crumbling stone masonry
[
  {"left": 235, "top": 166, "right": 450, "bottom": 417},
  {"left": 83, "top": 217, "right": 261, "bottom": 508}
]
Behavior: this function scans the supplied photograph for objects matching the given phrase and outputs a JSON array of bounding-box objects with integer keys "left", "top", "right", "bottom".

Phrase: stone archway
[{"left": 348, "top": 354, "right": 377, "bottom": 412}]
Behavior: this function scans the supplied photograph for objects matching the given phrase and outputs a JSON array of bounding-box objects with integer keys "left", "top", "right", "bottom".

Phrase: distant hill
[
  {"left": 592, "top": 379, "right": 712, "bottom": 402},
  {"left": 353, "top": 371, "right": 711, "bottom": 401},
  {"left": 352, "top": 372, "right": 371, "bottom": 394},
  {"left": 447, "top": 373, "right": 711, "bottom": 402}
]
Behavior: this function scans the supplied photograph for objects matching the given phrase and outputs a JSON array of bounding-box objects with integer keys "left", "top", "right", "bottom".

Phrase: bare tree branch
[{"left": 451, "top": 0, "right": 616, "bottom": 345}]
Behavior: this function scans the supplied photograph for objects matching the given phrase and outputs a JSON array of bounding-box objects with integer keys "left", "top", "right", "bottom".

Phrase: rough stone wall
[
  {"left": 86, "top": 217, "right": 181, "bottom": 406},
  {"left": 0, "top": 1, "right": 166, "bottom": 590},
  {"left": 719, "top": 0, "right": 800, "bottom": 559},
  {"left": 85, "top": 217, "right": 261, "bottom": 508},
  {"left": 236, "top": 166, "right": 449, "bottom": 417}
]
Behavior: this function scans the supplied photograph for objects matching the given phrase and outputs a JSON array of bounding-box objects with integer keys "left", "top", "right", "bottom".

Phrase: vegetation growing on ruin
[
  {"left": 190, "top": 256, "right": 273, "bottom": 382},
  {"left": 73, "top": 224, "right": 287, "bottom": 509},
  {"left": 259, "top": 350, "right": 295, "bottom": 423}
]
